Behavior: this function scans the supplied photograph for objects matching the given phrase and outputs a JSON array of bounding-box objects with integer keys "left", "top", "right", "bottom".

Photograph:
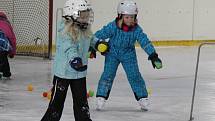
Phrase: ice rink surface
[{"left": 1, "top": 46, "right": 215, "bottom": 121}]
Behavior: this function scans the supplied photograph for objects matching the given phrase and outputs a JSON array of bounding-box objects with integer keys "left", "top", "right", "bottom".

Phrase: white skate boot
[
  {"left": 96, "top": 97, "right": 106, "bottom": 111},
  {"left": 138, "top": 98, "right": 149, "bottom": 111}
]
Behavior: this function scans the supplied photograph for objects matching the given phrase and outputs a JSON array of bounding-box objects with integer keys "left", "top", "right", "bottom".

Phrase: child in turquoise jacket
[
  {"left": 94, "top": 0, "right": 162, "bottom": 111},
  {"left": 41, "top": 0, "right": 95, "bottom": 121}
]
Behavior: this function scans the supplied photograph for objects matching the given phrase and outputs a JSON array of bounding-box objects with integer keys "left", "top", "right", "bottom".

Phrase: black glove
[
  {"left": 88, "top": 46, "right": 96, "bottom": 59},
  {"left": 95, "top": 41, "right": 109, "bottom": 55},
  {"left": 69, "top": 57, "right": 87, "bottom": 72},
  {"left": 148, "top": 53, "right": 162, "bottom": 69}
]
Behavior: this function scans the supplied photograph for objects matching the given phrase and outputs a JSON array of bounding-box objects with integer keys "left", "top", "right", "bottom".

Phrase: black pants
[
  {"left": 0, "top": 53, "right": 11, "bottom": 77},
  {"left": 41, "top": 76, "right": 92, "bottom": 121}
]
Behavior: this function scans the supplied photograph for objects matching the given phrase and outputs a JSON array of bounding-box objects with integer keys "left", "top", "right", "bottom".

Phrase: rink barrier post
[{"left": 189, "top": 42, "right": 215, "bottom": 121}]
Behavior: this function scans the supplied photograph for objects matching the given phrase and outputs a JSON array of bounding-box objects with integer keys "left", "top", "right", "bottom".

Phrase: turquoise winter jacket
[{"left": 53, "top": 21, "right": 94, "bottom": 79}]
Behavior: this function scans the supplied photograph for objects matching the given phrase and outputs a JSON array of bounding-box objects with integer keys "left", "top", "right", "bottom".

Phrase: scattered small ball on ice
[
  {"left": 147, "top": 88, "right": 152, "bottom": 95},
  {"left": 87, "top": 89, "right": 94, "bottom": 98},
  {"left": 47, "top": 92, "right": 52, "bottom": 100},
  {"left": 87, "top": 92, "right": 90, "bottom": 98},
  {"left": 27, "top": 84, "right": 34, "bottom": 91},
  {"left": 43, "top": 92, "right": 48, "bottom": 97},
  {"left": 88, "top": 90, "right": 94, "bottom": 97}
]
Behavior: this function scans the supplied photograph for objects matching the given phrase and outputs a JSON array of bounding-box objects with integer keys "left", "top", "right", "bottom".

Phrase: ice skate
[
  {"left": 96, "top": 97, "right": 106, "bottom": 111},
  {"left": 2, "top": 76, "right": 11, "bottom": 80},
  {"left": 0, "top": 73, "right": 11, "bottom": 80},
  {"left": 138, "top": 98, "right": 149, "bottom": 111}
]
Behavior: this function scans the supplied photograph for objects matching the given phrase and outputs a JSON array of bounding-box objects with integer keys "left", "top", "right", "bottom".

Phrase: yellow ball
[
  {"left": 27, "top": 84, "right": 34, "bottom": 91},
  {"left": 47, "top": 92, "right": 52, "bottom": 100},
  {"left": 147, "top": 88, "right": 152, "bottom": 96},
  {"left": 98, "top": 43, "right": 107, "bottom": 53}
]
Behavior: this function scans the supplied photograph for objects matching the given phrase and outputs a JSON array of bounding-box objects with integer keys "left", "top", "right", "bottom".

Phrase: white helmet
[
  {"left": 117, "top": 0, "right": 138, "bottom": 15},
  {"left": 63, "top": 0, "right": 92, "bottom": 20}
]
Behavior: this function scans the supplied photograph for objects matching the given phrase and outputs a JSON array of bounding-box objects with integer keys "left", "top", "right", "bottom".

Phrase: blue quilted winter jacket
[{"left": 95, "top": 20, "right": 156, "bottom": 56}]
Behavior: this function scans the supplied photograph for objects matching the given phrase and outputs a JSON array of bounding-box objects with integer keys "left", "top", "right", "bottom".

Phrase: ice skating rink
[{"left": 1, "top": 46, "right": 215, "bottom": 121}]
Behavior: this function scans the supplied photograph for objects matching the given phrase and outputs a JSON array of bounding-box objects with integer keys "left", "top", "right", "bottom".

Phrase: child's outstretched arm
[
  {"left": 148, "top": 52, "right": 162, "bottom": 69},
  {"left": 136, "top": 27, "right": 162, "bottom": 69},
  {"left": 136, "top": 27, "right": 154, "bottom": 55}
]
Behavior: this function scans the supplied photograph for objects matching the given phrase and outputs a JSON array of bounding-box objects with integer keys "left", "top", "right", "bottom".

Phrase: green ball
[
  {"left": 155, "top": 61, "right": 162, "bottom": 69},
  {"left": 87, "top": 52, "right": 91, "bottom": 58},
  {"left": 88, "top": 90, "right": 94, "bottom": 97}
]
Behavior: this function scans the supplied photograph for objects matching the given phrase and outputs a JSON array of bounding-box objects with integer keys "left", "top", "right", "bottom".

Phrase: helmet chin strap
[
  {"left": 63, "top": 16, "right": 89, "bottom": 30},
  {"left": 73, "top": 20, "right": 89, "bottom": 30}
]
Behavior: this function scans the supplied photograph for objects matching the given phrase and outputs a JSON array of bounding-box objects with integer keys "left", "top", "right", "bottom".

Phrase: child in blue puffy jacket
[
  {"left": 41, "top": 0, "right": 95, "bottom": 121},
  {"left": 94, "top": 0, "right": 162, "bottom": 111}
]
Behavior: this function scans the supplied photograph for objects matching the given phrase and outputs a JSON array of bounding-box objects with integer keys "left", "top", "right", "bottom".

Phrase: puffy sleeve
[
  {"left": 56, "top": 21, "right": 79, "bottom": 60},
  {"left": 135, "top": 26, "right": 156, "bottom": 55},
  {"left": 95, "top": 22, "right": 115, "bottom": 40}
]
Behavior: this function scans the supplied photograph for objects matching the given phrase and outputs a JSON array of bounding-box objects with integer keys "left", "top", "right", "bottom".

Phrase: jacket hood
[{"left": 0, "top": 12, "right": 8, "bottom": 19}]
